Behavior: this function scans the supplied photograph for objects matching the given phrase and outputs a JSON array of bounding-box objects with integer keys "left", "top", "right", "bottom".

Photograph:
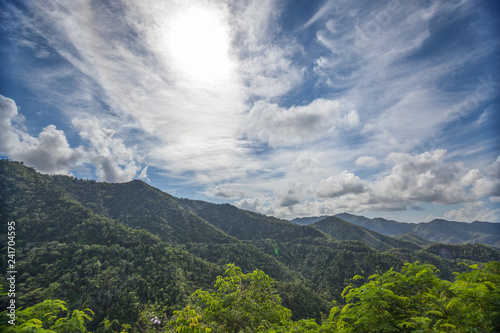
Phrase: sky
[{"left": 1, "top": 0, "right": 499, "bottom": 222}]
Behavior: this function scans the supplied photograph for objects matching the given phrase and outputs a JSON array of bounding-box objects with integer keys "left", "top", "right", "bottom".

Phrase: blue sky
[{"left": 1, "top": 0, "right": 499, "bottom": 222}]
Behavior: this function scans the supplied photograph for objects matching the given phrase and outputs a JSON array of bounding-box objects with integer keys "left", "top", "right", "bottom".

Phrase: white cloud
[
  {"left": 16, "top": 125, "right": 80, "bottom": 175},
  {"left": 472, "top": 156, "right": 500, "bottom": 197},
  {"left": 72, "top": 118, "right": 142, "bottom": 183},
  {"left": 239, "top": 46, "right": 305, "bottom": 99},
  {"left": 203, "top": 185, "right": 245, "bottom": 199},
  {"left": 444, "top": 202, "right": 500, "bottom": 222},
  {"left": 342, "top": 109, "right": 360, "bottom": 127},
  {"left": 138, "top": 166, "right": 149, "bottom": 181},
  {"left": 243, "top": 99, "right": 358, "bottom": 147},
  {"left": 0, "top": 95, "right": 79, "bottom": 175},
  {"left": 231, "top": 0, "right": 305, "bottom": 99},
  {"left": 372, "top": 150, "right": 475, "bottom": 205},
  {"left": 313, "top": 0, "right": 495, "bottom": 156},
  {"left": 355, "top": 156, "right": 379, "bottom": 168},
  {"left": 236, "top": 149, "right": 496, "bottom": 219},
  {"left": 0, "top": 95, "right": 143, "bottom": 182},
  {"left": 3, "top": 0, "right": 498, "bottom": 223},
  {"left": 0, "top": 95, "right": 23, "bottom": 152},
  {"left": 310, "top": 171, "right": 366, "bottom": 198},
  {"left": 235, "top": 196, "right": 272, "bottom": 213}
]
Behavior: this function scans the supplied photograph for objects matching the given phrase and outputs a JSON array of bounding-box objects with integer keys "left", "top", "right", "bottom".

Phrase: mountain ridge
[
  {"left": 311, "top": 216, "right": 422, "bottom": 252},
  {"left": 291, "top": 212, "right": 500, "bottom": 248}
]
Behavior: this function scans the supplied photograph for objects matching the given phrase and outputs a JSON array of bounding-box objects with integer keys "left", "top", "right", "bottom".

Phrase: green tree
[
  {"left": 446, "top": 262, "right": 500, "bottom": 332},
  {"left": 174, "top": 264, "right": 292, "bottom": 332},
  {"left": 4, "top": 299, "right": 93, "bottom": 332},
  {"left": 326, "top": 261, "right": 500, "bottom": 333}
]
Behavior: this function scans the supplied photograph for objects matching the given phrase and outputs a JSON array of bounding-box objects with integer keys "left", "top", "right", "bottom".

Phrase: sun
[{"left": 165, "top": 4, "right": 233, "bottom": 84}]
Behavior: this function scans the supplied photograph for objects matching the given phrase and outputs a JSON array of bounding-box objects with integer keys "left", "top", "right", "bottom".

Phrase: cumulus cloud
[
  {"left": 355, "top": 156, "right": 379, "bottom": 168},
  {"left": 277, "top": 182, "right": 304, "bottom": 207},
  {"left": 236, "top": 149, "right": 497, "bottom": 220},
  {"left": 372, "top": 150, "right": 476, "bottom": 205},
  {"left": 310, "top": 171, "right": 366, "bottom": 198},
  {"left": 243, "top": 99, "right": 359, "bottom": 147},
  {"left": 444, "top": 202, "right": 500, "bottom": 222},
  {"left": 203, "top": 185, "right": 245, "bottom": 199},
  {"left": 0, "top": 95, "right": 143, "bottom": 182},
  {"left": 233, "top": 181, "right": 308, "bottom": 217},
  {"left": 0, "top": 95, "right": 80, "bottom": 175},
  {"left": 235, "top": 196, "right": 272, "bottom": 213},
  {"left": 72, "top": 118, "right": 141, "bottom": 183},
  {"left": 0, "top": 95, "right": 24, "bottom": 152},
  {"left": 472, "top": 156, "right": 500, "bottom": 197}
]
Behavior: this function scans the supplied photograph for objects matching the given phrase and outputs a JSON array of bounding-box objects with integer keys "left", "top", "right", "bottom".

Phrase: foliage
[
  {"left": 139, "top": 262, "right": 500, "bottom": 332},
  {"left": 168, "top": 306, "right": 212, "bottom": 333},
  {"left": 192, "top": 264, "right": 292, "bottom": 332},
  {"left": 446, "top": 262, "right": 500, "bottom": 331},
  {"left": 4, "top": 299, "right": 93, "bottom": 333},
  {"left": 326, "top": 261, "right": 500, "bottom": 333}
]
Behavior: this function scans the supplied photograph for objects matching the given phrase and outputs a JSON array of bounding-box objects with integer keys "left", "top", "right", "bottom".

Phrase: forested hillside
[{"left": 1, "top": 160, "right": 499, "bottom": 332}]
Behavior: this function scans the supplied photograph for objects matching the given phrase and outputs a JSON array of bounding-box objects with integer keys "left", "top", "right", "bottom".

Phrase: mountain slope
[
  {"left": 289, "top": 216, "right": 328, "bottom": 226},
  {"left": 335, "top": 213, "right": 416, "bottom": 235},
  {"left": 0, "top": 161, "right": 226, "bottom": 329},
  {"left": 50, "top": 176, "right": 235, "bottom": 245},
  {"left": 413, "top": 219, "right": 500, "bottom": 245},
  {"left": 311, "top": 216, "right": 422, "bottom": 251},
  {"left": 394, "top": 233, "right": 434, "bottom": 246},
  {"left": 177, "top": 199, "right": 326, "bottom": 242}
]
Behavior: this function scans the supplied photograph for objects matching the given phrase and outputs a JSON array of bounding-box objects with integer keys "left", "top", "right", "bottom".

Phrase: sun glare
[{"left": 165, "top": 5, "right": 232, "bottom": 84}]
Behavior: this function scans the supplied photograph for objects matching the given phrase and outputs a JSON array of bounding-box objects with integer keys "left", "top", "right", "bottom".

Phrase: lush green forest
[{"left": 1, "top": 160, "right": 499, "bottom": 332}]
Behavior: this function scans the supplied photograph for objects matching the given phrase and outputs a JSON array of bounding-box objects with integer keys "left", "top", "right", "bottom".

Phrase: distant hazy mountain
[
  {"left": 393, "top": 233, "right": 434, "bottom": 246},
  {"left": 310, "top": 216, "right": 421, "bottom": 252},
  {"left": 290, "top": 216, "right": 329, "bottom": 225},
  {"left": 291, "top": 213, "right": 500, "bottom": 248}
]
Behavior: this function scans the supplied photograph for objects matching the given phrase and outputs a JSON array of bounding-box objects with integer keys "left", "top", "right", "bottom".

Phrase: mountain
[
  {"left": 311, "top": 216, "right": 422, "bottom": 252},
  {"left": 335, "top": 213, "right": 416, "bottom": 235},
  {"left": 2, "top": 159, "right": 499, "bottom": 330},
  {"left": 50, "top": 176, "right": 235, "bottom": 245},
  {"left": 413, "top": 219, "right": 500, "bottom": 246},
  {"left": 177, "top": 199, "right": 325, "bottom": 242},
  {"left": 327, "top": 213, "right": 500, "bottom": 248},
  {"left": 289, "top": 216, "right": 328, "bottom": 225},
  {"left": 393, "top": 232, "right": 435, "bottom": 246}
]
